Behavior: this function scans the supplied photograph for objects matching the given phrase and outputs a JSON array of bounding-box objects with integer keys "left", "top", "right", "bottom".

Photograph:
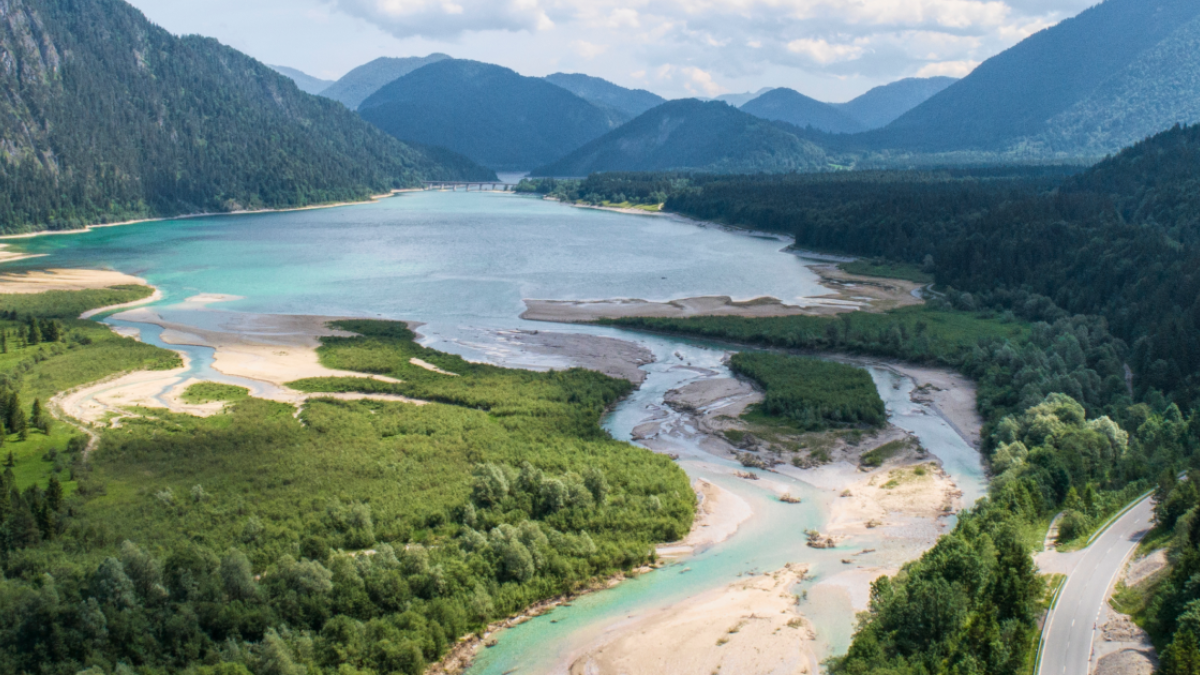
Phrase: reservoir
[{"left": 9, "top": 191, "right": 986, "bottom": 673}]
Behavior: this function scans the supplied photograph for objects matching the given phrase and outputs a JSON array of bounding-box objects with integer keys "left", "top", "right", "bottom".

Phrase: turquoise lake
[{"left": 9, "top": 191, "right": 986, "bottom": 674}]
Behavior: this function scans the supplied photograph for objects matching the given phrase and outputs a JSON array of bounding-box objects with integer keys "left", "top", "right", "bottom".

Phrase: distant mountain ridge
[
  {"left": 359, "top": 60, "right": 626, "bottom": 171},
  {"left": 0, "top": 0, "right": 492, "bottom": 233},
  {"left": 875, "top": 0, "right": 1200, "bottom": 153},
  {"left": 321, "top": 54, "right": 451, "bottom": 109},
  {"left": 544, "top": 73, "right": 665, "bottom": 118},
  {"left": 532, "top": 100, "right": 826, "bottom": 177},
  {"left": 269, "top": 65, "right": 334, "bottom": 95},
  {"left": 740, "top": 88, "right": 865, "bottom": 134},
  {"left": 834, "top": 77, "right": 957, "bottom": 130}
]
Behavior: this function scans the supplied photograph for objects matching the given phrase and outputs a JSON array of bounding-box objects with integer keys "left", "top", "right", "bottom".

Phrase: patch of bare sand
[
  {"left": 893, "top": 363, "right": 984, "bottom": 448},
  {"left": 657, "top": 479, "right": 753, "bottom": 559},
  {"left": 521, "top": 262, "right": 925, "bottom": 325},
  {"left": 410, "top": 358, "right": 459, "bottom": 376},
  {"left": 0, "top": 243, "right": 47, "bottom": 266},
  {"left": 113, "top": 308, "right": 402, "bottom": 389},
  {"left": 522, "top": 295, "right": 852, "bottom": 323},
  {"left": 0, "top": 268, "right": 146, "bottom": 294},
  {"left": 1095, "top": 605, "right": 1158, "bottom": 675},
  {"left": 807, "top": 263, "right": 925, "bottom": 313},
  {"left": 492, "top": 329, "right": 654, "bottom": 384},
  {"left": 51, "top": 357, "right": 194, "bottom": 428},
  {"left": 824, "top": 457, "right": 961, "bottom": 543},
  {"left": 568, "top": 564, "right": 817, "bottom": 675}
]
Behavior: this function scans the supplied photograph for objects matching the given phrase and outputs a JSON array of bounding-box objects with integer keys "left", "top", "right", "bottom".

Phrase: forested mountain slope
[
  {"left": 320, "top": 54, "right": 450, "bottom": 109},
  {"left": 1034, "top": 13, "right": 1200, "bottom": 154},
  {"left": 269, "top": 65, "right": 333, "bottom": 95},
  {"left": 0, "top": 0, "right": 491, "bottom": 234},
  {"left": 834, "top": 77, "right": 956, "bottom": 130},
  {"left": 532, "top": 100, "right": 827, "bottom": 176},
  {"left": 741, "top": 88, "right": 865, "bottom": 134},
  {"left": 874, "top": 0, "right": 1200, "bottom": 153},
  {"left": 359, "top": 60, "right": 626, "bottom": 171},
  {"left": 658, "top": 124, "right": 1200, "bottom": 401},
  {"left": 544, "top": 73, "right": 665, "bottom": 118}
]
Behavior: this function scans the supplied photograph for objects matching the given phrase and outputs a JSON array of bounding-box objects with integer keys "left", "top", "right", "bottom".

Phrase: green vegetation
[
  {"left": 839, "top": 259, "right": 934, "bottom": 285},
  {"left": 860, "top": 439, "right": 910, "bottom": 468},
  {"left": 0, "top": 0, "right": 491, "bottom": 234},
  {"left": 0, "top": 285, "right": 177, "bottom": 495},
  {"left": 0, "top": 295, "right": 692, "bottom": 675},
  {"left": 607, "top": 284, "right": 1181, "bottom": 675},
  {"left": 181, "top": 382, "right": 250, "bottom": 405},
  {"left": 729, "top": 353, "right": 885, "bottom": 430}
]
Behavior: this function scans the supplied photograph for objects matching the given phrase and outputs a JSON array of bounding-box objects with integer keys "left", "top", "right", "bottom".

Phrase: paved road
[{"left": 1037, "top": 497, "right": 1155, "bottom": 675}]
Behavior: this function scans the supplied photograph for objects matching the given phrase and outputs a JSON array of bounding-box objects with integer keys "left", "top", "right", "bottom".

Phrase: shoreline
[{"left": 0, "top": 188, "right": 418, "bottom": 245}]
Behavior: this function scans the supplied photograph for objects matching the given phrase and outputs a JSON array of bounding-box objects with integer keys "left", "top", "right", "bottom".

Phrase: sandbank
[
  {"left": 522, "top": 295, "right": 852, "bottom": 323},
  {"left": 491, "top": 329, "right": 655, "bottom": 384},
  {"left": 656, "top": 479, "right": 753, "bottom": 559},
  {"left": 567, "top": 563, "right": 817, "bottom": 675},
  {"left": 0, "top": 268, "right": 147, "bottom": 294},
  {"left": 112, "top": 308, "right": 402, "bottom": 389}
]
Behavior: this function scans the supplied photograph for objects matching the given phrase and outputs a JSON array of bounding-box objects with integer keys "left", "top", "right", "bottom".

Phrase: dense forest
[
  {"left": 0, "top": 0, "right": 492, "bottom": 235},
  {"left": 565, "top": 125, "right": 1200, "bottom": 407},
  {"left": 612, "top": 299, "right": 1189, "bottom": 675},
  {"left": 728, "top": 353, "right": 886, "bottom": 430},
  {"left": 577, "top": 124, "right": 1200, "bottom": 675},
  {"left": 0, "top": 292, "right": 693, "bottom": 675}
]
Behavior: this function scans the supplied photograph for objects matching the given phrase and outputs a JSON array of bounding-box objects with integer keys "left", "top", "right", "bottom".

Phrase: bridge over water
[{"left": 422, "top": 181, "right": 516, "bottom": 192}]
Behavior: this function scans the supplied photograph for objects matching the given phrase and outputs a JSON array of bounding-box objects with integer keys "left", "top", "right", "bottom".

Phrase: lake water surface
[{"left": 10, "top": 192, "right": 985, "bottom": 673}]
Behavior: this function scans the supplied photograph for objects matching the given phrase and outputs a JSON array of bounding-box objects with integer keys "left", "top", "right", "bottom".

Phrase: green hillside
[
  {"left": 741, "top": 88, "right": 865, "bottom": 134},
  {"left": 0, "top": 0, "right": 492, "bottom": 235},
  {"left": 269, "top": 65, "right": 333, "bottom": 95},
  {"left": 320, "top": 54, "right": 450, "bottom": 110},
  {"left": 544, "top": 73, "right": 665, "bottom": 118},
  {"left": 834, "top": 77, "right": 956, "bottom": 130},
  {"left": 1034, "top": 13, "right": 1200, "bottom": 154},
  {"left": 359, "top": 60, "right": 625, "bottom": 171},
  {"left": 874, "top": 0, "right": 1200, "bottom": 152},
  {"left": 532, "top": 100, "right": 827, "bottom": 176}
]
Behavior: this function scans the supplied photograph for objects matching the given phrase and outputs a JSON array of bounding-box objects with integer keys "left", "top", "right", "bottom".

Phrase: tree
[
  {"left": 45, "top": 475, "right": 63, "bottom": 513},
  {"left": 30, "top": 399, "right": 50, "bottom": 434}
]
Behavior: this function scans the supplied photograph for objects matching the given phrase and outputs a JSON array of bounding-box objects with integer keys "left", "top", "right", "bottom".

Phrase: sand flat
[
  {"left": 568, "top": 564, "right": 817, "bottom": 675},
  {"left": 0, "top": 268, "right": 147, "bottom": 294}
]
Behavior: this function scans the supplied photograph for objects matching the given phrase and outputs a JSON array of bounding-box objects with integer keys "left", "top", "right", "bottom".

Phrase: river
[{"left": 9, "top": 191, "right": 986, "bottom": 674}]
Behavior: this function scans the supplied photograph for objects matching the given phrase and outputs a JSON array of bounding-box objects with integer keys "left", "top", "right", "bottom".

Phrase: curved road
[{"left": 1037, "top": 497, "right": 1155, "bottom": 675}]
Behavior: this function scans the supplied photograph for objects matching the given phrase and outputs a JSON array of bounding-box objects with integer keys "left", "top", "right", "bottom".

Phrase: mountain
[
  {"left": 544, "top": 73, "right": 666, "bottom": 118},
  {"left": 740, "top": 88, "right": 865, "bottom": 134},
  {"left": 1035, "top": 13, "right": 1200, "bottom": 154},
  {"left": 321, "top": 54, "right": 451, "bottom": 109},
  {"left": 877, "top": 0, "right": 1200, "bottom": 152},
  {"left": 269, "top": 65, "right": 334, "bottom": 95},
  {"left": 532, "top": 99, "right": 827, "bottom": 177},
  {"left": 714, "top": 88, "right": 775, "bottom": 107},
  {"left": 359, "top": 59, "right": 627, "bottom": 171},
  {"left": 834, "top": 77, "right": 956, "bottom": 130},
  {"left": 0, "top": 0, "right": 493, "bottom": 234}
]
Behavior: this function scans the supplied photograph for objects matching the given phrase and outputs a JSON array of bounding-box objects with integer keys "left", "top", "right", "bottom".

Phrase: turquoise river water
[{"left": 7, "top": 191, "right": 986, "bottom": 674}]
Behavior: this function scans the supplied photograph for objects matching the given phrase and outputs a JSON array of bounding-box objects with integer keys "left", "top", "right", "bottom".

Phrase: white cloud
[
  {"left": 572, "top": 40, "right": 609, "bottom": 59},
  {"left": 307, "top": 0, "right": 1099, "bottom": 97},
  {"left": 656, "top": 64, "right": 725, "bottom": 97},
  {"left": 916, "top": 59, "right": 980, "bottom": 77},
  {"left": 786, "top": 37, "right": 868, "bottom": 64},
  {"left": 327, "top": 0, "right": 553, "bottom": 39}
]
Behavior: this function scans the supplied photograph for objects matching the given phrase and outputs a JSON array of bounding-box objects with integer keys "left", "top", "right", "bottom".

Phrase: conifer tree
[{"left": 46, "top": 475, "right": 63, "bottom": 513}]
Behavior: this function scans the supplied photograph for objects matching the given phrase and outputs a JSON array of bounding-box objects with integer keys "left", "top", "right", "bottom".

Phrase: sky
[{"left": 124, "top": 0, "right": 1100, "bottom": 102}]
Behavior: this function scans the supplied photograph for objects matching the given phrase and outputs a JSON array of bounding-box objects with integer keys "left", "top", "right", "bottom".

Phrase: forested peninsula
[{"left": 0, "top": 0, "right": 493, "bottom": 235}]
